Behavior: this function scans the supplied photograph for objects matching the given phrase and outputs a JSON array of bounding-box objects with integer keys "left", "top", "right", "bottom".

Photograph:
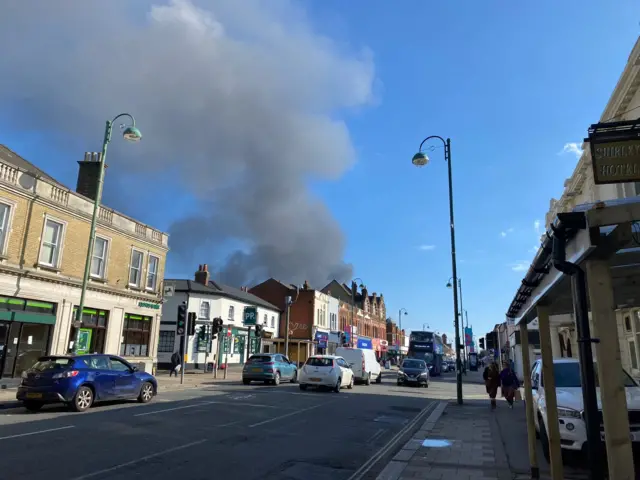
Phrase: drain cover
[{"left": 390, "top": 406, "right": 422, "bottom": 413}]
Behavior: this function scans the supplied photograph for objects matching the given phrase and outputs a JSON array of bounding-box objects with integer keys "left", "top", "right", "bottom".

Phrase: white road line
[
  {"left": 68, "top": 439, "right": 207, "bottom": 480},
  {"left": 248, "top": 403, "right": 325, "bottom": 428},
  {"left": 346, "top": 401, "right": 441, "bottom": 480},
  {"left": 0, "top": 425, "right": 75, "bottom": 441},
  {"left": 367, "top": 428, "right": 386, "bottom": 445},
  {"left": 135, "top": 400, "right": 288, "bottom": 417},
  {"left": 134, "top": 401, "right": 219, "bottom": 417}
]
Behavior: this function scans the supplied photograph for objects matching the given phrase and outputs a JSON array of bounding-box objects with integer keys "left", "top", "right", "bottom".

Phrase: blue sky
[{"left": 0, "top": 1, "right": 639, "bottom": 341}]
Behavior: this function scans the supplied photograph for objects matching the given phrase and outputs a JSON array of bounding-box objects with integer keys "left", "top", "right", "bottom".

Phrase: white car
[
  {"left": 531, "top": 357, "right": 640, "bottom": 459},
  {"left": 299, "top": 355, "right": 354, "bottom": 392}
]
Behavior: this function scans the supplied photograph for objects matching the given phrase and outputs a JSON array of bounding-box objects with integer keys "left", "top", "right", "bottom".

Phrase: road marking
[
  {"left": 346, "top": 401, "right": 440, "bottom": 480},
  {"left": 134, "top": 401, "right": 220, "bottom": 417},
  {"left": 248, "top": 403, "right": 325, "bottom": 428},
  {"left": 68, "top": 439, "right": 207, "bottom": 480},
  {"left": 135, "top": 400, "right": 288, "bottom": 417},
  {"left": 367, "top": 428, "right": 386, "bottom": 445},
  {"left": 0, "top": 425, "right": 75, "bottom": 441}
]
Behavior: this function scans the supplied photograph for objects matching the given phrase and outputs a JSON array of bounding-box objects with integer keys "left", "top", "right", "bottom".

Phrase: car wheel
[
  {"left": 365, "top": 373, "right": 371, "bottom": 386},
  {"left": 273, "top": 372, "right": 281, "bottom": 386},
  {"left": 290, "top": 370, "right": 297, "bottom": 384},
  {"left": 375, "top": 372, "right": 382, "bottom": 384},
  {"left": 138, "top": 382, "right": 154, "bottom": 403},
  {"left": 243, "top": 379, "right": 251, "bottom": 385},
  {"left": 23, "top": 401, "right": 43, "bottom": 412},
  {"left": 334, "top": 378, "right": 341, "bottom": 393},
  {"left": 299, "top": 384, "right": 308, "bottom": 391},
  {"left": 71, "top": 386, "right": 94, "bottom": 412},
  {"left": 347, "top": 376, "right": 354, "bottom": 389},
  {"left": 397, "top": 381, "right": 402, "bottom": 386},
  {"left": 425, "top": 381, "right": 429, "bottom": 388}
]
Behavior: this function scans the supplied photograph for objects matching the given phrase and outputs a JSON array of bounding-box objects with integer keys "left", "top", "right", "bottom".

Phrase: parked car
[
  {"left": 335, "top": 347, "right": 382, "bottom": 385},
  {"left": 299, "top": 355, "right": 354, "bottom": 392},
  {"left": 242, "top": 353, "right": 297, "bottom": 385},
  {"left": 530, "top": 358, "right": 640, "bottom": 460},
  {"left": 16, "top": 354, "right": 157, "bottom": 412},
  {"left": 397, "top": 359, "right": 429, "bottom": 387}
]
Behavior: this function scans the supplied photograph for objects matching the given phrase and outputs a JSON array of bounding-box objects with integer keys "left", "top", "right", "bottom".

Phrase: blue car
[
  {"left": 242, "top": 353, "right": 298, "bottom": 385},
  {"left": 16, "top": 354, "right": 157, "bottom": 412}
]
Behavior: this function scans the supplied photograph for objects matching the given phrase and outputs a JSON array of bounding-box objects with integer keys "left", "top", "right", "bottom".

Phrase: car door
[
  {"left": 282, "top": 355, "right": 295, "bottom": 379},
  {"left": 87, "top": 356, "right": 117, "bottom": 400},
  {"left": 337, "top": 358, "right": 351, "bottom": 386},
  {"left": 110, "top": 357, "right": 139, "bottom": 397}
]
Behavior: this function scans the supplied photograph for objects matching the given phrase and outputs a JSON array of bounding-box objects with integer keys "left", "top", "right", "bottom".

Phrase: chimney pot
[
  {"left": 203, "top": 264, "right": 208, "bottom": 272},
  {"left": 194, "top": 264, "right": 210, "bottom": 285}
]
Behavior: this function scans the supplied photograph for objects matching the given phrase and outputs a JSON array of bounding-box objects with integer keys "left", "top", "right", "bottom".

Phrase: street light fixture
[
  {"left": 72, "top": 113, "right": 142, "bottom": 354},
  {"left": 349, "top": 277, "right": 364, "bottom": 347},
  {"left": 412, "top": 135, "right": 463, "bottom": 405},
  {"left": 398, "top": 308, "right": 408, "bottom": 352}
]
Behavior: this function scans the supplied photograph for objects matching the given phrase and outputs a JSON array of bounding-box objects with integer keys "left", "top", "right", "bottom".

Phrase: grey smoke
[{"left": 0, "top": 0, "right": 375, "bottom": 287}]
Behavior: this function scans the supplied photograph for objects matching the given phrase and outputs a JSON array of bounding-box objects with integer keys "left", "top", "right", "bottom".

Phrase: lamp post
[
  {"left": 447, "top": 277, "right": 466, "bottom": 373},
  {"left": 412, "top": 136, "right": 462, "bottom": 405},
  {"left": 72, "top": 114, "right": 142, "bottom": 354},
  {"left": 398, "top": 308, "right": 408, "bottom": 356},
  {"left": 422, "top": 322, "right": 430, "bottom": 331},
  {"left": 350, "top": 278, "right": 364, "bottom": 347}
]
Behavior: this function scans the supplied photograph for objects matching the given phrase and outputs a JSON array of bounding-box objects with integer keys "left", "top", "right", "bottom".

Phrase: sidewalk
[{"left": 377, "top": 398, "right": 590, "bottom": 480}]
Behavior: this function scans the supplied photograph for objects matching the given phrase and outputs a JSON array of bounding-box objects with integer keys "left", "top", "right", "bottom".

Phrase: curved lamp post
[
  {"left": 349, "top": 277, "right": 364, "bottom": 347},
  {"left": 72, "top": 114, "right": 142, "bottom": 353},
  {"left": 412, "top": 135, "right": 463, "bottom": 405},
  {"left": 398, "top": 308, "right": 408, "bottom": 352},
  {"left": 447, "top": 277, "right": 467, "bottom": 372}
]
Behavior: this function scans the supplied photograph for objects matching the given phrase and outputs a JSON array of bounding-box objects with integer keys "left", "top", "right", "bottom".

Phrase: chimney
[
  {"left": 194, "top": 264, "right": 210, "bottom": 285},
  {"left": 303, "top": 280, "right": 310, "bottom": 290},
  {"left": 76, "top": 152, "right": 106, "bottom": 201}
]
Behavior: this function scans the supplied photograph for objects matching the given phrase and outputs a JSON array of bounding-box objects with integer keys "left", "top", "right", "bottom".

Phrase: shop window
[
  {"left": 91, "top": 237, "right": 108, "bottom": 278},
  {"left": 158, "top": 331, "right": 175, "bottom": 353},
  {"left": 120, "top": 313, "right": 151, "bottom": 357},
  {"left": 70, "top": 307, "right": 109, "bottom": 354},
  {"left": 39, "top": 218, "right": 64, "bottom": 267},
  {"left": 0, "top": 296, "right": 56, "bottom": 315},
  {"left": 146, "top": 255, "right": 159, "bottom": 291},
  {"left": 129, "top": 249, "right": 144, "bottom": 287}
]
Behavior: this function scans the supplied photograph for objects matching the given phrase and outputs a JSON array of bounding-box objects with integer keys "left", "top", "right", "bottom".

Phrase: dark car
[
  {"left": 397, "top": 359, "right": 429, "bottom": 387},
  {"left": 16, "top": 354, "right": 157, "bottom": 412},
  {"left": 242, "top": 353, "right": 298, "bottom": 385}
]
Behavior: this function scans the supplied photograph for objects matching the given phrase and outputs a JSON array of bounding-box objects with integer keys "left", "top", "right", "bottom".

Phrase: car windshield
[
  {"left": 248, "top": 356, "right": 273, "bottom": 363},
  {"left": 306, "top": 357, "right": 334, "bottom": 367},
  {"left": 553, "top": 362, "right": 637, "bottom": 388},
  {"left": 31, "top": 358, "right": 73, "bottom": 372},
  {"left": 402, "top": 360, "right": 426, "bottom": 369}
]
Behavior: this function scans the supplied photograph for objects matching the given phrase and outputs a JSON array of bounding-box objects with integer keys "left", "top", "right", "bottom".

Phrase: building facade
[
  {"left": 158, "top": 265, "right": 280, "bottom": 368},
  {"left": 0, "top": 146, "right": 169, "bottom": 380}
]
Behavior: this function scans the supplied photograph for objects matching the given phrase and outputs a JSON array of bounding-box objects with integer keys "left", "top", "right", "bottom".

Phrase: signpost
[
  {"left": 586, "top": 118, "right": 640, "bottom": 185},
  {"left": 243, "top": 306, "right": 257, "bottom": 326}
]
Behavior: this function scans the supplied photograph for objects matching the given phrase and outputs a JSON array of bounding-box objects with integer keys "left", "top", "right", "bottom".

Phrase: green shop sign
[{"left": 138, "top": 302, "right": 160, "bottom": 310}]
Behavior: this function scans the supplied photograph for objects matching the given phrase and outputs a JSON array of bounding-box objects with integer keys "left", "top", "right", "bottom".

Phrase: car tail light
[{"left": 53, "top": 370, "right": 79, "bottom": 379}]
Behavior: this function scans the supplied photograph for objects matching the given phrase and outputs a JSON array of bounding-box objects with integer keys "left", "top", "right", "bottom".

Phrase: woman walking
[
  {"left": 500, "top": 361, "right": 519, "bottom": 408},
  {"left": 483, "top": 361, "right": 500, "bottom": 410}
]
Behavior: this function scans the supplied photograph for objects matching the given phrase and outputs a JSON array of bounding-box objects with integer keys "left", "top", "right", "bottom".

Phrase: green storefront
[
  {"left": 217, "top": 327, "right": 261, "bottom": 367},
  {"left": 0, "top": 296, "right": 57, "bottom": 378}
]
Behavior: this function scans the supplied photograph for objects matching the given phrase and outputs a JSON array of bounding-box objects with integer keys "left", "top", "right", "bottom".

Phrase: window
[
  {"left": 630, "top": 341, "right": 639, "bottom": 370},
  {"left": 228, "top": 305, "right": 235, "bottom": 321},
  {"left": 158, "top": 331, "right": 175, "bottom": 353},
  {"left": 271, "top": 316, "right": 275, "bottom": 328},
  {"left": 0, "top": 203, "right": 11, "bottom": 253},
  {"left": 91, "top": 237, "right": 108, "bottom": 278},
  {"left": 39, "top": 218, "right": 63, "bottom": 266},
  {"left": 110, "top": 357, "right": 132, "bottom": 372},
  {"left": 129, "top": 249, "right": 144, "bottom": 287},
  {"left": 120, "top": 313, "right": 151, "bottom": 357},
  {"left": 199, "top": 301, "right": 210, "bottom": 319},
  {"left": 70, "top": 307, "right": 109, "bottom": 354},
  {"left": 263, "top": 313, "right": 267, "bottom": 325},
  {"left": 146, "top": 255, "right": 159, "bottom": 290}
]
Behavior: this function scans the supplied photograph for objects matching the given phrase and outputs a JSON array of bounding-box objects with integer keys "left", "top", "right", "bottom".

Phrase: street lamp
[
  {"left": 350, "top": 277, "right": 364, "bottom": 347},
  {"left": 412, "top": 135, "right": 463, "bottom": 405},
  {"left": 72, "top": 114, "right": 142, "bottom": 353},
  {"left": 398, "top": 308, "right": 408, "bottom": 352},
  {"left": 447, "top": 277, "right": 467, "bottom": 373}
]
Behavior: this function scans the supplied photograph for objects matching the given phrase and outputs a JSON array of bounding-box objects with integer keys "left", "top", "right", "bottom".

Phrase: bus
[{"left": 408, "top": 331, "right": 444, "bottom": 376}]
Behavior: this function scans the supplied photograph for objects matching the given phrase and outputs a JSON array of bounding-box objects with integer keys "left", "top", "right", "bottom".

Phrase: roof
[
  {"left": 166, "top": 279, "right": 280, "bottom": 311},
  {"left": 0, "top": 144, "right": 65, "bottom": 187}
]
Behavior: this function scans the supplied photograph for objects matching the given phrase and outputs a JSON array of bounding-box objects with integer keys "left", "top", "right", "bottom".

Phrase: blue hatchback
[{"left": 16, "top": 354, "right": 158, "bottom": 412}]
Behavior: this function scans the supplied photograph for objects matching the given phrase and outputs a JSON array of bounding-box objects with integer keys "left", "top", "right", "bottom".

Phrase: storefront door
[
  {"left": 1, "top": 322, "right": 52, "bottom": 378},
  {"left": 0, "top": 322, "right": 8, "bottom": 377}
]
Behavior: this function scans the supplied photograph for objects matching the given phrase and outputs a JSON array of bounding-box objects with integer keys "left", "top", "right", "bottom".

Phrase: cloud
[
  {"left": 534, "top": 219, "right": 541, "bottom": 234},
  {"left": 0, "top": 0, "right": 376, "bottom": 287},
  {"left": 418, "top": 245, "right": 436, "bottom": 251},
  {"left": 509, "top": 261, "right": 530, "bottom": 272},
  {"left": 500, "top": 227, "right": 514, "bottom": 238},
  {"left": 559, "top": 142, "right": 583, "bottom": 159}
]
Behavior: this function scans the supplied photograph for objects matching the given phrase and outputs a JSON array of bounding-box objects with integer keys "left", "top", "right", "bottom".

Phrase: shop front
[
  {"left": 70, "top": 306, "right": 109, "bottom": 354},
  {"left": 0, "top": 295, "right": 57, "bottom": 378}
]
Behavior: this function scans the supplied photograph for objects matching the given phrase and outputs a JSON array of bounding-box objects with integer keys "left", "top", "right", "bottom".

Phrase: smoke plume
[{"left": 0, "top": 0, "right": 375, "bottom": 287}]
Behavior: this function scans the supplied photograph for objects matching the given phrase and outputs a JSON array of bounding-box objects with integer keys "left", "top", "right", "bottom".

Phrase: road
[{"left": 0, "top": 372, "right": 457, "bottom": 480}]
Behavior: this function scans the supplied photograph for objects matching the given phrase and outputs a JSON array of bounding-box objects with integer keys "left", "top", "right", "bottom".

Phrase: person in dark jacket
[
  {"left": 170, "top": 351, "right": 181, "bottom": 377},
  {"left": 500, "top": 361, "right": 519, "bottom": 408},
  {"left": 483, "top": 361, "right": 500, "bottom": 410}
]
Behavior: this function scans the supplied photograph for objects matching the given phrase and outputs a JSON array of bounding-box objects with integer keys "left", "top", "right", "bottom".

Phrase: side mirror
[{"left": 131, "top": 366, "right": 139, "bottom": 373}]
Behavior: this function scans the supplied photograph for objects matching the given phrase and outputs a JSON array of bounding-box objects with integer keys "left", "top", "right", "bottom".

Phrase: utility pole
[{"left": 285, "top": 296, "right": 292, "bottom": 357}]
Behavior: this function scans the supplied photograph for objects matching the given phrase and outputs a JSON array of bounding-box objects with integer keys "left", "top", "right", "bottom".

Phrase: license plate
[
  {"left": 252, "top": 368, "right": 262, "bottom": 372},
  {"left": 309, "top": 378, "right": 321, "bottom": 382},
  {"left": 26, "top": 393, "right": 42, "bottom": 399}
]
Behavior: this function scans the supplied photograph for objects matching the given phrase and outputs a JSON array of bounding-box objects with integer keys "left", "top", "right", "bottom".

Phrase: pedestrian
[
  {"left": 483, "top": 361, "right": 500, "bottom": 410},
  {"left": 170, "top": 351, "right": 181, "bottom": 377},
  {"left": 500, "top": 361, "right": 519, "bottom": 408}
]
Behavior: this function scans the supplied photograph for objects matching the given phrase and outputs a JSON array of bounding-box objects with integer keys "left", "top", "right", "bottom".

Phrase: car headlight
[
  {"left": 557, "top": 407, "right": 582, "bottom": 419},
  {"left": 419, "top": 372, "right": 428, "bottom": 377},
  {"left": 397, "top": 370, "right": 405, "bottom": 376}
]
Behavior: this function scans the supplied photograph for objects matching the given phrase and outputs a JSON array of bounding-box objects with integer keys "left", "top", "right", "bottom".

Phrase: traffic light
[
  {"left": 340, "top": 332, "right": 347, "bottom": 345},
  {"left": 198, "top": 325, "right": 206, "bottom": 341},
  {"left": 187, "top": 311, "right": 196, "bottom": 336},
  {"left": 479, "top": 338, "right": 485, "bottom": 349},
  {"left": 255, "top": 324, "right": 263, "bottom": 338},
  {"left": 177, "top": 303, "right": 187, "bottom": 335}
]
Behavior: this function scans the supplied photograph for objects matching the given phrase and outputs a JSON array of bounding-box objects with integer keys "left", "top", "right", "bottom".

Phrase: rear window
[
  {"left": 248, "top": 356, "right": 273, "bottom": 363},
  {"left": 31, "top": 358, "right": 73, "bottom": 372},
  {"left": 306, "top": 357, "right": 334, "bottom": 367}
]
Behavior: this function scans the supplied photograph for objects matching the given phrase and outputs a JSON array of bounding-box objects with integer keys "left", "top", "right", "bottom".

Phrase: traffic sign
[{"left": 243, "top": 306, "right": 257, "bottom": 326}]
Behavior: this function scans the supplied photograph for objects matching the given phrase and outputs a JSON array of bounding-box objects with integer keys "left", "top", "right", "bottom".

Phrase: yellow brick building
[{"left": 0, "top": 146, "right": 169, "bottom": 379}]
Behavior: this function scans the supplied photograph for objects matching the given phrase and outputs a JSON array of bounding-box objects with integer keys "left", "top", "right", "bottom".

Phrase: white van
[{"left": 335, "top": 347, "right": 382, "bottom": 385}]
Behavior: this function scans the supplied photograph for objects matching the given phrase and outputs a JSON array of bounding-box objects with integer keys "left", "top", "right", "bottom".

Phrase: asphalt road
[{"left": 0, "top": 373, "right": 450, "bottom": 480}]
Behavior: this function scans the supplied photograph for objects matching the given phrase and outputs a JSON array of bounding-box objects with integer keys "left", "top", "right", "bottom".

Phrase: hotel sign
[{"left": 586, "top": 119, "right": 640, "bottom": 185}]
